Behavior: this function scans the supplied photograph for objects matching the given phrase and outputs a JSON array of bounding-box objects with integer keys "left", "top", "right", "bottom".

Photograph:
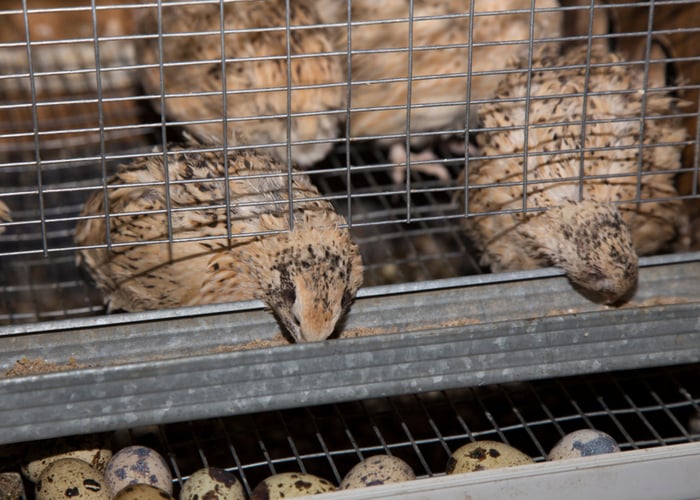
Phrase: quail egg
[
  {"left": 446, "top": 440, "right": 534, "bottom": 474},
  {"left": 114, "top": 484, "right": 175, "bottom": 499},
  {"left": 339, "top": 455, "right": 415, "bottom": 489},
  {"left": 35, "top": 458, "right": 110, "bottom": 500},
  {"left": 250, "top": 472, "right": 335, "bottom": 499},
  {"left": 548, "top": 429, "right": 620, "bottom": 460},
  {"left": 180, "top": 467, "right": 245, "bottom": 500},
  {"left": 0, "top": 472, "right": 26, "bottom": 499},
  {"left": 104, "top": 446, "right": 173, "bottom": 496},
  {"left": 22, "top": 438, "right": 112, "bottom": 482}
]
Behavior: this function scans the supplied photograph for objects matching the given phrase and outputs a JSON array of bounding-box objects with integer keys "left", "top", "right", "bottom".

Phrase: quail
[
  {"left": 75, "top": 146, "right": 364, "bottom": 342},
  {"left": 459, "top": 43, "right": 688, "bottom": 304},
  {"left": 320, "top": 0, "right": 563, "bottom": 183},
  {"left": 137, "top": 0, "right": 345, "bottom": 167}
]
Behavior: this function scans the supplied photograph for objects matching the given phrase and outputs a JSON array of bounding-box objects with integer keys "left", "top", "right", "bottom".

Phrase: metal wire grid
[
  {"left": 0, "top": 1, "right": 699, "bottom": 325},
  {"left": 116, "top": 363, "right": 700, "bottom": 492},
  {"left": 0, "top": 147, "right": 480, "bottom": 324},
  {"left": 1, "top": 363, "right": 697, "bottom": 497},
  {"left": 316, "top": 146, "right": 482, "bottom": 286},
  {"left": 154, "top": 363, "right": 700, "bottom": 487},
  {"left": 1, "top": 1, "right": 699, "bottom": 224},
  {"left": 1, "top": 7, "right": 698, "bottom": 497}
]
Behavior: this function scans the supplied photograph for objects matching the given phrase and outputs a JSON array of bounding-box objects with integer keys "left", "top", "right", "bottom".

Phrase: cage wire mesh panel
[
  {"left": 0, "top": 0, "right": 700, "bottom": 450},
  {"left": 0, "top": 1, "right": 155, "bottom": 324},
  {"left": 0, "top": 0, "right": 698, "bottom": 326},
  {"left": 0, "top": 5, "right": 699, "bottom": 496},
  {"left": 0, "top": 0, "right": 493, "bottom": 326},
  {"left": 0, "top": 364, "right": 699, "bottom": 498}
]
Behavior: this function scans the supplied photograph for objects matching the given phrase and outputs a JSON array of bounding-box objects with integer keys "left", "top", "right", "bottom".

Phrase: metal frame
[
  {"left": 4, "top": 361, "right": 699, "bottom": 497},
  {"left": 1, "top": 257, "right": 698, "bottom": 445}
]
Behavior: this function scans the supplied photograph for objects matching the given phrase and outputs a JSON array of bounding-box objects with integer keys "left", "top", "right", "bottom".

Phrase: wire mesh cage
[
  {"left": 0, "top": 0, "right": 698, "bottom": 322},
  {"left": 0, "top": 0, "right": 699, "bottom": 480}
]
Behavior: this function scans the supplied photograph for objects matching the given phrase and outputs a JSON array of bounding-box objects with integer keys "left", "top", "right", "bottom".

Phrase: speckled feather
[
  {"left": 137, "top": 0, "right": 345, "bottom": 167},
  {"left": 459, "top": 44, "right": 689, "bottom": 303},
  {"left": 75, "top": 147, "right": 363, "bottom": 342},
  {"left": 321, "top": 0, "right": 562, "bottom": 148}
]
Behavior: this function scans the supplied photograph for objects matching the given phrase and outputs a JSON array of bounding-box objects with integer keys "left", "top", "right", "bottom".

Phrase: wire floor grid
[{"left": 1, "top": 363, "right": 698, "bottom": 498}]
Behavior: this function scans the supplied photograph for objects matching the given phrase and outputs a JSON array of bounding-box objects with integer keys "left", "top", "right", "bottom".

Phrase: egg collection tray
[{"left": 2, "top": 363, "right": 699, "bottom": 498}]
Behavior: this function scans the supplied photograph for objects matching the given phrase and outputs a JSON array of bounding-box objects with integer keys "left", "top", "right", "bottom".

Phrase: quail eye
[{"left": 281, "top": 287, "right": 296, "bottom": 305}]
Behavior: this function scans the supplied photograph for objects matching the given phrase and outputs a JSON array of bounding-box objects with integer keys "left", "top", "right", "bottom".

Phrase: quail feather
[
  {"left": 319, "top": 0, "right": 562, "bottom": 182},
  {"left": 136, "top": 0, "right": 345, "bottom": 168},
  {"left": 459, "top": 43, "right": 689, "bottom": 304},
  {"left": 74, "top": 146, "right": 363, "bottom": 343}
]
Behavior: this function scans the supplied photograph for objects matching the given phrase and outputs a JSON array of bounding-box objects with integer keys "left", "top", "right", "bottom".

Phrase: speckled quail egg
[
  {"left": 250, "top": 472, "right": 335, "bottom": 499},
  {"left": 35, "top": 458, "right": 110, "bottom": 500},
  {"left": 548, "top": 429, "right": 620, "bottom": 460},
  {"left": 22, "top": 437, "right": 112, "bottom": 482},
  {"left": 339, "top": 455, "right": 415, "bottom": 489},
  {"left": 104, "top": 446, "right": 173, "bottom": 496},
  {"left": 180, "top": 467, "right": 245, "bottom": 500},
  {"left": 446, "top": 440, "right": 534, "bottom": 474},
  {"left": 0, "top": 472, "right": 26, "bottom": 499},
  {"left": 114, "top": 484, "right": 175, "bottom": 499}
]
